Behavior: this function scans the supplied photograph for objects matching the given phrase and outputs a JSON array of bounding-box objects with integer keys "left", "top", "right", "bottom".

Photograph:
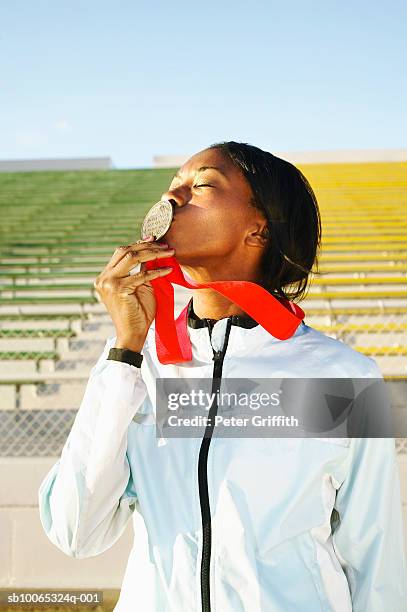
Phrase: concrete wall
[
  {"left": 1, "top": 454, "right": 407, "bottom": 590},
  {"left": 0, "top": 458, "right": 133, "bottom": 589},
  {"left": 0, "top": 158, "right": 113, "bottom": 172},
  {"left": 153, "top": 149, "right": 407, "bottom": 167}
]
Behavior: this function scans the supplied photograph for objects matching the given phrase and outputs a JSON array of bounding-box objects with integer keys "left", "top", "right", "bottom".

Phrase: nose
[{"left": 160, "top": 187, "right": 189, "bottom": 210}]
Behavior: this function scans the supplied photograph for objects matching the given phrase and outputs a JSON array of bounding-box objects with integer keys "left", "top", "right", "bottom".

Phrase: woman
[{"left": 38, "top": 142, "right": 407, "bottom": 611}]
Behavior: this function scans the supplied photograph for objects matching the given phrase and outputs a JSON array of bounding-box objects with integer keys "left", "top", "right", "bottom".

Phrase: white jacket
[{"left": 38, "top": 300, "right": 407, "bottom": 611}]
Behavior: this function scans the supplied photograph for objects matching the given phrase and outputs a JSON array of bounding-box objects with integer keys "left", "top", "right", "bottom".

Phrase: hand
[{"left": 93, "top": 236, "right": 174, "bottom": 351}]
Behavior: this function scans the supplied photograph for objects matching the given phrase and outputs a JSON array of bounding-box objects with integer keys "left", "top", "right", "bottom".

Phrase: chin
[{"left": 162, "top": 234, "right": 185, "bottom": 255}]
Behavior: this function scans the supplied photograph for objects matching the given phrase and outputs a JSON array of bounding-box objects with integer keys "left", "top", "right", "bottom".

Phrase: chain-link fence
[{"left": 0, "top": 304, "right": 406, "bottom": 457}]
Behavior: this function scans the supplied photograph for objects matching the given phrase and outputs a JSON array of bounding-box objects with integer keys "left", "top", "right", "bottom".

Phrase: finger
[
  {"left": 112, "top": 248, "right": 174, "bottom": 277},
  {"left": 118, "top": 266, "right": 173, "bottom": 293},
  {"left": 105, "top": 236, "right": 168, "bottom": 270},
  {"left": 138, "top": 259, "right": 161, "bottom": 274},
  {"left": 104, "top": 236, "right": 154, "bottom": 269}
]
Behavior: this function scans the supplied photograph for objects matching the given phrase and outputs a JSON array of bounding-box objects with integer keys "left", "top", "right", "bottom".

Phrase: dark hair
[{"left": 207, "top": 141, "right": 322, "bottom": 302}]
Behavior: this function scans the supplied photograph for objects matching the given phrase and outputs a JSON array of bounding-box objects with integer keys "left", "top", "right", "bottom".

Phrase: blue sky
[{"left": 1, "top": 0, "right": 406, "bottom": 168}]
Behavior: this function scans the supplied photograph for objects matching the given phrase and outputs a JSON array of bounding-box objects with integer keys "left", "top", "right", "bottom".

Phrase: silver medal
[{"left": 140, "top": 199, "right": 174, "bottom": 241}]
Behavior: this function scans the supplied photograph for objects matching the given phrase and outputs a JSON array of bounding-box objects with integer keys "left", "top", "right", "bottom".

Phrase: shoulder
[{"left": 296, "top": 322, "right": 382, "bottom": 378}]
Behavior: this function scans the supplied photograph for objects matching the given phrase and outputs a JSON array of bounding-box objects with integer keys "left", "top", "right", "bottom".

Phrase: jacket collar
[{"left": 187, "top": 297, "right": 259, "bottom": 329}]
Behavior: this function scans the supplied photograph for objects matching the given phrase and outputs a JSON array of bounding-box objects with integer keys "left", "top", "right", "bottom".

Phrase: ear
[{"left": 246, "top": 223, "right": 269, "bottom": 248}]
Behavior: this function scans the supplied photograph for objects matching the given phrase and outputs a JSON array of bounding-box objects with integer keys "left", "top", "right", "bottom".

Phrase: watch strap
[{"left": 107, "top": 347, "right": 143, "bottom": 368}]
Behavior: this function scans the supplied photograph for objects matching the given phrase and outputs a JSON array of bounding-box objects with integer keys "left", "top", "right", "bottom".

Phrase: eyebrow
[{"left": 173, "top": 165, "right": 228, "bottom": 180}]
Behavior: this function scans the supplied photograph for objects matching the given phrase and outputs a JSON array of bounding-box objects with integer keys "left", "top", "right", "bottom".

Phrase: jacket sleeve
[
  {"left": 38, "top": 335, "right": 148, "bottom": 559},
  {"left": 332, "top": 436, "right": 407, "bottom": 611}
]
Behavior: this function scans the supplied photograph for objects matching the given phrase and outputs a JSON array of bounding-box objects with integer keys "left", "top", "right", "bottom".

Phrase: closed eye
[{"left": 195, "top": 184, "right": 213, "bottom": 188}]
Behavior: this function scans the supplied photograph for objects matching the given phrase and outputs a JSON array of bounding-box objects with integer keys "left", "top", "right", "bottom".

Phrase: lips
[{"left": 161, "top": 215, "right": 177, "bottom": 239}]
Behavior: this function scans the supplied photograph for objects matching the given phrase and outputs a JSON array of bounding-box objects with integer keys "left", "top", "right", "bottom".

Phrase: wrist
[{"left": 115, "top": 337, "right": 146, "bottom": 353}]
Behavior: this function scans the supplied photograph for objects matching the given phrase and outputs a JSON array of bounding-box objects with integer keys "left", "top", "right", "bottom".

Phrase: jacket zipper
[{"left": 198, "top": 317, "right": 233, "bottom": 612}]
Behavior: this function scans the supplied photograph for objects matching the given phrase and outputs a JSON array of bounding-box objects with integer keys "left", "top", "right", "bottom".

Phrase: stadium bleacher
[{"left": 0, "top": 162, "right": 406, "bottom": 455}]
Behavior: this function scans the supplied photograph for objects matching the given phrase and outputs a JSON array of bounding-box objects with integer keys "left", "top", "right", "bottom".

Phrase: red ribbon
[{"left": 144, "top": 254, "right": 305, "bottom": 365}]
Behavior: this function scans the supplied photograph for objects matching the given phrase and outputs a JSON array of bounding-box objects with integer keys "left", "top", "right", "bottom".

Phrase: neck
[
  {"left": 191, "top": 288, "right": 249, "bottom": 320},
  {"left": 181, "top": 259, "right": 266, "bottom": 321}
]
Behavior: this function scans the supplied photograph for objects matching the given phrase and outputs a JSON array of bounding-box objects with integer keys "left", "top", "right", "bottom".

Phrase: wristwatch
[{"left": 107, "top": 347, "right": 143, "bottom": 368}]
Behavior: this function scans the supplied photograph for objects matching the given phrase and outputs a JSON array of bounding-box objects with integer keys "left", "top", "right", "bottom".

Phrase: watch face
[{"left": 141, "top": 199, "right": 174, "bottom": 241}]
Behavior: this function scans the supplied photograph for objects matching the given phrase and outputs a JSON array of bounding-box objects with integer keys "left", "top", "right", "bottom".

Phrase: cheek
[
  {"left": 165, "top": 203, "right": 246, "bottom": 254},
  {"left": 189, "top": 208, "right": 242, "bottom": 245},
  {"left": 213, "top": 208, "right": 247, "bottom": 238}
]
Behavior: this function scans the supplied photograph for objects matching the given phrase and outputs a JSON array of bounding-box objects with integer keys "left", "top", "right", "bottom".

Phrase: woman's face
[{"left": 160, "top": 147, "right": 267, "bottom": 273}]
